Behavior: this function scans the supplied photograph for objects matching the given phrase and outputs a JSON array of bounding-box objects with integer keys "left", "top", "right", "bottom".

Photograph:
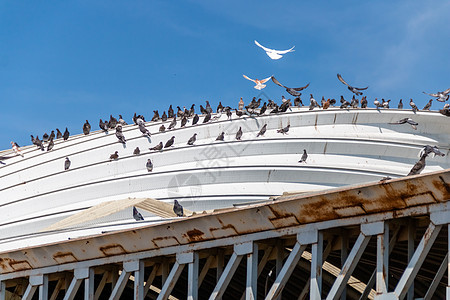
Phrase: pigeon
[
  {"left": 30, "top": 135, "right": 37, "bottom": 146},
  {"left": 43, "top": 133, "right": 49, "bottom": 142},
  {"left": 238, "top": 97, "right": 245, "bottom": 110},
  {"left": 374, "top": 98, "right": 383, "bottom": 109},
  {"left": 176, "top": 106, "right": 184, "bottom": 118},
  {"left": 168, "top": 117, "right": 177, "bottom": 130},
  {"left": 83, "top": 120, "right": 91, "bottom": 135},
  {"left": 151, "top": 110, "right": 160, "bottom": 122},
  {"left": 243, "top": 75, "right": 272, "bottom": 90},
  {"left": 254, "top": 40, "right": 295, "bottom": 60},
  {"left": 259, "top": 102, "right": 267, "bottom": 115},
  {"left": 408, "top": 153, "right": 427, "bottom": 176},
  {"left": 203, "top": 113, "right": 211, "bottom": 123},
  {"left": 236, "top": 127, "right": 243, "bottom": 140},
  {"left": 189, "top": 104, "right": 195, "bottom": 116},
  {"left": 217, "top": 102, "right": 223, "bottom": 113},
  {"left": 235, "top": 109, "right": 244, "bottom": 117},
  {"left": 382, "top": 99, "right": 391, "bottom": 109},
  {"left": 34, "top": 136, "right": 44, "bottom": 150},
  {"left": 277, "top": 124, "right": 290, "bottom": 134},
  {"left": 47, "top": 137, "right": 54, "bottom": 151},
  {"left": 257, "top": 124, "right": 267, "bottom": 137},
  {"left": 439, "top": 104, "right": 450, "bottom": 116},
  {"left": 56, "top": 128, "right": 63, "bottom": 139},
  {"left": 109, "top": 115, "right": 118, "bottom": 129},
  {"left": 133, "top": 206, "right": 144, "bottom": 221},
  {"left": 159, "top": 124, "right": 166, "bottom": 132},
  {"left": 192, "top": 114, "right": 199, "bottom": 125},
  {"left": 205, "top": 101, "right": 213, "bottom": 114},
  {"left": 99, "top": 119, "right": 109, "bottom": 132},
  {"left": 115, "top": 127, "right": 127, "bottom": 144},
  {"left": 150, "top": 142, "right": 163, "bottom": 151},
  {"left": 379, "top": 176, "right": 392, "bottom": 183},
  {"left": 423, "top": 88, "right": 450, "bottom": 102},
  {"left": 118, "top": 115, "right": 127, "bottom": 125},
  {"left": 133, "top": 147, "right": 140, "bottom": 155},
  {"left": 146, "top": 159, "right": 153, "bottom": 172},
  {"left": 419, "top": 145, "right": 445, "bottom": 158},
  {"left": 337, "top": 74, "right": 368, "bottom": 95},
  {"left": 422, "top": 99, "right": 432, "bottom": 111},
  {"left": 161, "top": 111, "right": 168, "bottom": 122},
  {"left": 388, "top": 118, "right": 418, "bottom": 130},
  {"left": 63, "top": 128, "right": 70, "bottom": 141},
  {"left": 187, "top": 133, "right": 197, "bottom": 145},
  {"left": 11, "top": 141, "right": 23, "bottom": 157},
  {"left": 350, "top": 96, "right": 359, "bottom": 108},
  {"left": 226, "top": 108, "right": 232, "bottom": 119},
  {"left": 173, "top": 200, "right": 184, "bottom": 217},
  {"left": 216, "top": 132, "right": 225, "bottom": 141},
  {"left": 299, "top": 149, "right": 308, "bottom": 163},
  {"left": 294, "top": 97, "right": 303, "bottom": 107},
  {"left": 409, "top": 99, "right": 418, "bottom": 112},
  {"left": 271, "top": 76, "right": 309, "bottom": 97},
  {"left": 164, "top": 136, "right": 175, "bottom": 148},
  {"left": 64, "top": 157, "right": 71, "bottom": 170},
  {"left": 110, "top": 151, "right": 119, "bottom": 160},
  {"left": 398, "top": 99, "right": 403, "bottom": 109},
  {"left": 168, "top": 105, "right": 174, "bottom": 118},
  {"left": 181, "top": 116, "right": 188, "bottom": 127},
  {"left": 136, "top": 117, "right": 144, "bottom": 126},
  {"left": 309, "top": 94, "right": 319, "bottom": 110},
  {"left": 49, "top": 130, "right": 55, "bottom": 140},
  {"left": 138, "top": 123, "right": 151, "bottom": 137},
  {"left": 199, "top": 105, "right": 208, "bottom": 115}
]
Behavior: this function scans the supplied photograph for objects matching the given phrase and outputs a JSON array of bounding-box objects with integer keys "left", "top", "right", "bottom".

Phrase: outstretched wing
[
  {"left": 354, "top": 86, "right": 369, "bottom": 91},
  {"left": 274, "top": 45, "right": 295, "bottom": 55},
  {"left": 243, "top": 74, "right": 256, "bottom": 83},
  {"left": 260, "top": 76, "right": 272, "bottom": 84},
  {"left": 254, "top": 40, "right": 273, "bottom": 52},
  {"left": 293, "top": 82, "right": 310, "bottom": 91},
  {"left": 442, "top": 88, "right": 450, "bottom": 95},
  {"left": 271, "top": 76, "right": 286, "bottom": 88},
  {"left": 423, "top": 91, "right": 439, "bottom": 97},
  {"left": 337, "top": 73, "right": 351, "bottom": 87}
]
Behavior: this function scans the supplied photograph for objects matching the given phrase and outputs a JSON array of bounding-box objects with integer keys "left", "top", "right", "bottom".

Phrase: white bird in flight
[
  {"left": 254, "top": 40, "right": 295, "bottom": 60},
  {"left": 243, "top": 75, "right": 272, "bottom": 90}
]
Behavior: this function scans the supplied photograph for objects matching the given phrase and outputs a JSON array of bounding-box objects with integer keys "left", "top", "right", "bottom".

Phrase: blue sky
[{"left": 1, "top": 1, "right": 449, "bottom": 150}]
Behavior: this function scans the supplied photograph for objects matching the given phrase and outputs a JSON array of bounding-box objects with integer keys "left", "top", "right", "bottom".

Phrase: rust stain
[
  {"left": 183, "top": 229, "right": 205, "bottom": 243},
  {"left": 151, "top": 236, "right": 180, "bottom": 248},
  {"left": 9, "top": 260, "right": 32, "bottom": 271},
  {"left": 99, "top": 244, "right": 127, "bottom": 256},
  {"left": 53, "top": 252, "right": 78, "bottom": 263}
]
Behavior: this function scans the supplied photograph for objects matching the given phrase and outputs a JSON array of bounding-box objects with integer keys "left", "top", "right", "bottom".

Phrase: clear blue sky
[{"left": 1, "top": 1, "right": 449, "bottom": 150}]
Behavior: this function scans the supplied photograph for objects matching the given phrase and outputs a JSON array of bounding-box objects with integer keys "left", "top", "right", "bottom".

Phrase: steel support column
[
  {"left": 310, "top": 232, "right": 323, "bottom": 300},
  {"left": 376, "top": 222, "right": 389, "bottom": 295},
  {"left": 157, "top": 252, "right": 193, "bottom": 300},
  {"left": 0, "top": 281, "right": 5, "bottom": 300},
  {"left": 23, "top": 275, "right": 44, "bottom": 300},
  {"left": 246, "top": 242, "right": 258, "bottom": 300},
  {"left": 133, "top": 261, "right": 145, "bottom": 300},
  {"left": 84, "top": 268, "right": 95, "bottom": 300},
  {"left": 188, "top": 252, "right": 199, "bottom": 300}
]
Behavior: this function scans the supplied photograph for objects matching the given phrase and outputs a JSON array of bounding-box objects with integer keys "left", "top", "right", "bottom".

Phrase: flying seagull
[
  {"left": 423, "top": 88, "right": 450, "bottom": 102},
  {"left": 254, "top": 40, "right": 295, "bottom": 60},
  {"left": 173, "top": 200, "right": 184, "bottom": 217},
  {"left": 271, "top": 76, "right": 310, "bottom": 97},
  {"left": 337, "top": 74, "right": 368, "bottom": 95},
  {"left": 243, "top": 75, "right": 272, "bottom": 90},
  {"left": 133, "top": 206, "right": 144, "bottom": 221},
  {"left": 388, "top": 118, "right": 418, "bottom": 130}
]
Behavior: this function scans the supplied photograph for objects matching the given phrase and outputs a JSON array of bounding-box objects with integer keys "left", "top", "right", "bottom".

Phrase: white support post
[
  {"left": 157, "top": 252, "right": 192, "bottom": 300},
  {"left": 64, "top": 269, "right": 89, "bottom": 300},
  {"left": 109, "top": 270, "right": 132, "bottom": 300},
  {"left": 407, "top": 219, "right": 415, "bottom": 300},
  {"left": 240, "top": 246, "right": 274, "bottom": 300},
  {"left": 326, "top": 232, "right": 371, "bottom": 300},
  {"left": 23, "top": 275, "right": 43, "bottom": 300},
  {"left": 210, "top": 243, "right": 252, "bottom": 300},
  {"left": 188, "top": 252, "right": 199, "bottom": 300},
  {"left": 133, "top": 261, "right": 145, "bottom": 300},
  {"left": 39, "top": 274, "right": 49, "bottom": 300},
  {"left": 85, "top": 268, "right": 95, "bottom": 300},
  {"left": 394, "top": 223, "right": 442, "bottom": 299},
  {"left": 0, "top": 281, "right": 5, "bottom": 300},
  {"left": 376, "top": 222, "right": 389, "bottom": 295},
  {"left": 310, "top": 232, "right": 323, "bottom": 300},
  {"left": 246, "top": 243, "right": 258, "bottom": 300},
  {"left": 424, "top": 252, "right": 448, "bottom": 300},
  {"left": 265, "top": 242, "right": 307, "bottom": 300}
]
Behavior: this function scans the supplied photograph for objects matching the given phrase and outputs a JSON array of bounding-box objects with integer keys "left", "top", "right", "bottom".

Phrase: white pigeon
[
  {"left": 243, "top": 75, "right": 272, "bottom": 90},
  {"left": 254, "top": 40, "right": 295, "bottom": 60}
]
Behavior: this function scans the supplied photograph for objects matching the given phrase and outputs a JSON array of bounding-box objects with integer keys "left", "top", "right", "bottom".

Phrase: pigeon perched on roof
[
  {"left": 168, "top": 105, "right": 174, "bottom": 118},
  {"left": 118, "top": 115, "right": 127, "bottom": 126},
  {"left": 146, "top": 159, "right": 153, "bottom": 172},
  {"left": 159, "top": 125, "right": 166, "bottom": 132},
  {"left": 337, "top": 74, "right": 368, "bottom": 96},
  {"left": 161, "top": 111, "right": 168, "bottom": 122},
  {"left": 133, "top": 147, "right": 140, "bottom": 155},
  {"left": 187, "top": 133, "right": 197, "bottom": 145},
  {"left": 236, "top": 127, "right": 243, "bottom": 140},
  {"left": 99, "top": 119, "right": 108, "bottom": 132},
  {"left": 243, "top": 75, "right": 272, "bottom": 90},
  {"left": 216, "top": 132, "right": 225, "bottom": 141},
  {"left": 115, "top": 127, "right": 126, "bottom": 144},
  {"left": 43, "top": 133, "right": 49, "bottom": 143},
  {"left": 257, "top": 124, "right": 267, "bottom": 137},
  {"left": 138, "top": 123, "right": 151, "bottom": 137},
  {"left": 110, "top": 151, "right": 119, "bottom": 160},
  {"left": 388, "top": 118, "right": 418, "bottom": 130},
  {"left": 56, "top": 129, "right": 62, "bottom": 139},
  {"left": 360, "top": 96, "right": 367, "bottom": 108},
  {"left": 64, "top": 157, "right": 71, "bottom": 170},
  {"left": 203, "top": 112, "right": 211, "bottom": 123},
  {"left": 47, "top": 137, "right": 54, "bottom": 151},
  {"left": 11, "top": 141, "right": 24, "bottom": 157},
  {"left": 168, "top": 117, "right": 177, "bottom": 130},
  {"left": 83, "top": 120, "right": 91, "bottom": 135},
  {"left": 398, "top": 99, "right": 403, "bottom": 109},
  {"left": 109, "top": 115, "right": 118, "bottom": 129},
  {"left": 277, "top": 125, "right": 290, "bottom": 135},
  {"left": 422, "top": 99, "right": 432, "bottom": 111},
  {"left": 409, "top": 99, "right": 418, "bottom": 112},
  {"left": 63, "top": 128, "right": 70, "bottom": 141},
  {"left": 439, "top": 104, "right": 450, "bottom": 116},
  {"left": 408, "top": 153, "right": 427, "bottom": 176},
  {"left": 374, "top": 98, "right": 383, "bottom": 109},
  {"left": 49, "top": 130, "right": 55, "bottom": 140},
  {"left": 164, "top": 136, "right": 175, "bottom": 148},
  {"left": 192, "top": 114, "right": 199, "bottom": 125},
  {"left": 254, "top": 40, "right": 295, "bottom": 60},
  {"left": 133, "top": 206, "right": 144, "bottom": 221},
  {"left": 299, "top": 149, "right": 308, "bottom": 163},
  {"left": 259, "top": 102, "right": 267, "bottom": 115},
  {"left": 173, "top": 200, "right": 184, "bottom": 217},
  {"left": 151, "top": 110, "right": 160, "bottom": 122},
  {"left": 181, "top": 116, "right": 188, "bottom": 127},
  {"left": 271, "top": 76, "right": 309, "bottom": 97},
  {"left": 423, "top": 88, "right": 450, "bottom": 102},
  {"left": 150, "top": 142, "right": 163, "bottom": 151}
]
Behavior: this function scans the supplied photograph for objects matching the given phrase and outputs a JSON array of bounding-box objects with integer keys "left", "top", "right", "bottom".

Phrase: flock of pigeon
[{"left": 5, "top": 40, "right": 450, "bottom": 219}]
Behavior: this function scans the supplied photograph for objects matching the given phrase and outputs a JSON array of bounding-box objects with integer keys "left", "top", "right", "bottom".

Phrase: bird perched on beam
[
  {"left": 173, "top": 200, "right": 184, "bottom": 217},
  {"left": 133, "top": 206, "right": 144, "bottom": 221},
  {"left": 83, "top": 120, "right": 91, "bottom": 135}
]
